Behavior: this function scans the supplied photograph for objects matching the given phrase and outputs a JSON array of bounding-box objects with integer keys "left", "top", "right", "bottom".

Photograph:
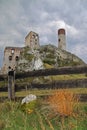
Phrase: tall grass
[{"left": 0, "top": 93, "right": 87, "bottom": 130}]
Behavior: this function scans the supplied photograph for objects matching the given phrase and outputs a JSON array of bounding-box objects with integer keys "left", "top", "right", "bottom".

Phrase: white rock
[
  {"left": 21, "top": 94, "right": 37, "bottom": 104},
  {"left": 33, "top": 58, "right": 44, "bottom": 70}
]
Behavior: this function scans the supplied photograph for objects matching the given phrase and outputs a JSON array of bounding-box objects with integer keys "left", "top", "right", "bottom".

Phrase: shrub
[
  {"left": 24, "top": 53, "right": 34, "bottom": 61},
  {"left": 46, "top": 53, "right": 55, "bottom": 59},
  {"left": 48, "top": 90, "right": 79, "bottom": 117},
  {"left": 21, "top": 100, "right": 38, "bottom": 114},
  {"left": 43, "top": 59, "right": 55, "bottom": 65}
]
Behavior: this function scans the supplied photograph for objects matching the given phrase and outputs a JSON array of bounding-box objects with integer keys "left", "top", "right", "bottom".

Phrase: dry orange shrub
[{"left": 48, "top": 89, "right": 78, "bottom": 116}]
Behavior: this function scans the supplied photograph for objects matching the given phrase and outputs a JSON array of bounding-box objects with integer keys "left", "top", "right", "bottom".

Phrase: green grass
[
  {"left": 0, "top": 99, "right": 87, "bottom": 130},
  {"left": 51, "top": 74, "right": 87, "bottom": 81},
  {"left": 0, "top": 73, "right": 87, "bottom": 88},
  {"left": 0, "top": 102, "right": 41, "bottom": 130},
  {"left": 0, "top": 88, "right": 87, "bottom": 98}
]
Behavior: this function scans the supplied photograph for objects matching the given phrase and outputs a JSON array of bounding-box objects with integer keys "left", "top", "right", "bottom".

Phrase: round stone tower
[{"left": 58, "top": 28, "right": 66, "bottom": 50}]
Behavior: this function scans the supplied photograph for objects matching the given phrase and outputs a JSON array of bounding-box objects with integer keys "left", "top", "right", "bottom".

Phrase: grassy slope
[
  {"left": 0, "top": 73, "right": 87, "bottom": 87},
  {"left": 0, "top": 88, "right": 87, "bottom": 97}
]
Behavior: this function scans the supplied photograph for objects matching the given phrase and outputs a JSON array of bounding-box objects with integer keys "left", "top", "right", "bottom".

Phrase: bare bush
[{"left": 48, "top": 89, "right": 79, "bottom": 117}]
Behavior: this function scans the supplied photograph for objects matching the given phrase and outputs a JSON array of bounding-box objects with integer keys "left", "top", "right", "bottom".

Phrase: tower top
[{"left": 58, "top": 28, "right": 65, "bottom": 35}]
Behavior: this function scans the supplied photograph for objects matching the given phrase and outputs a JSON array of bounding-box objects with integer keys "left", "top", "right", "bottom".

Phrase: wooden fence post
[{"left": 8, "top": 70, "right": 15, "bottom": 100}]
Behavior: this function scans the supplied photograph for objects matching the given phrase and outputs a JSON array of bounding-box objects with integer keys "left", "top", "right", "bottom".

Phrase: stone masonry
[
  {"left": 2, "top": 47, "right": 22, "bottom": 74},
  {"left": 25, "top": 31, "right": 40, "bottom": 49},
  {"left": 1, "top": 31, "right": 40, "bottom": 74},
  {"left": 58, "top": 28, "right": 66, "bottom": 50}
]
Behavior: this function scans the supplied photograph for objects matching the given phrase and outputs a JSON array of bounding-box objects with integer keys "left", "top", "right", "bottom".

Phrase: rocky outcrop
[{"left": 17, "top": 44, "right": 85, "bottom": 72}]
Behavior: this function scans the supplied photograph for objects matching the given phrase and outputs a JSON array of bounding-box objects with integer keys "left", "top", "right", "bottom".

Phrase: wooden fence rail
[
  {"left": 0, "top": 65, "right": 87, "bottom": 81},
  {"left": 0, "top": 65, "right": 87, "bottom": 100}
]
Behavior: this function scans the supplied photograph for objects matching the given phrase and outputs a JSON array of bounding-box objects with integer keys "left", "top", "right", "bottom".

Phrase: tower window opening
[
  {"left": 15, "top": 56, "right": 19, "bottom": 61},
  {"left": 8, "top": 66, "right": 11, "bottom": 69},
  {"left": 32, "top": 35, "right": 35, "bottom": 38},
  {"left": 9, "top": 56, "right": 12, "bottom": 61},
  {"left": 35, "top": 42, "right": 37, "bottom": 45},
  {"left": 59, "top": 39, "right": 60, "bottom": 42}
]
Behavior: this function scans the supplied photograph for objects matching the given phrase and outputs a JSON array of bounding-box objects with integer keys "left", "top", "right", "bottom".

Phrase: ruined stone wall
[
  {"left": 25, "top": 31, "right": 40, "bottom": 49},
  {"left": 2, "top": 47, "right": 22, "bottom": 74}
]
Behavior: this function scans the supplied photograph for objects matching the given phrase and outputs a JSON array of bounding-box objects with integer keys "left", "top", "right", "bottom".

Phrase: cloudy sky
[{"left": 0, "top": 0, "right": 87, "bottom": 67}]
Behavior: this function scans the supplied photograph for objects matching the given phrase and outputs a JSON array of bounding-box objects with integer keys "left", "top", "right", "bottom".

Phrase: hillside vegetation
[{"left": 17, "top": 44, "right": 85, "bottom": 72}]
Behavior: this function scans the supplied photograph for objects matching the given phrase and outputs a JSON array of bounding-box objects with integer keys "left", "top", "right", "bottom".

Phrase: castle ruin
[{"left": 1, "top": 29, "right": 66, "bottom": 74}]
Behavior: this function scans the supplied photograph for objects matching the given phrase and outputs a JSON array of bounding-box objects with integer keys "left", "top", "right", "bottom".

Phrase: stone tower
[
  {"left": 58, "top": 28, "right": 66, "bottom": 50},
  {"left": 25, "top": 31, "right": 40, "bottom": 49}
]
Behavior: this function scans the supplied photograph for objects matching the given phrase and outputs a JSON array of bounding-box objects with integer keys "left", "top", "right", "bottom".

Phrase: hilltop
[
  {"left": 17, "top": 44, "right": 85, "bottom": 72},
  {"left": 1, "top": 29, "right": 86, "bottom": 74}
]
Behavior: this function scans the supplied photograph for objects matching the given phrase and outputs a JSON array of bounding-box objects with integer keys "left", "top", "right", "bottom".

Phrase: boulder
[{"left": 21, "top": 94, "right": 37, "bottom": 104}]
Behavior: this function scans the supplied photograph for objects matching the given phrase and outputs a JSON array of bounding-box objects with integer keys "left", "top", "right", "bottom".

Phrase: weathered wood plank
[
  {"left": 0, "top": 65, "right": 87, "bottom": 81},
  {"left": 15, "top": 65, "right": 87, "bottom": 79}
]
